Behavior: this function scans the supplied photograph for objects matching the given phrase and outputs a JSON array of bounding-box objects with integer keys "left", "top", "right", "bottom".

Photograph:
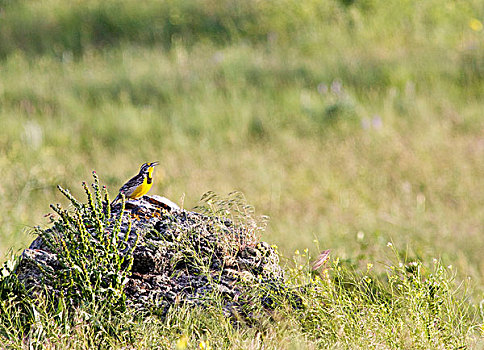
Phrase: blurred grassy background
[{"left": 0, "top": 0, "right": 483, "bottom": 294}]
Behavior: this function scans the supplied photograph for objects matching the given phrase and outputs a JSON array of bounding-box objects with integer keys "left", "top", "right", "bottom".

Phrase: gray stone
[{"left": 15, "top": 195, "right": 288, "bottom": 317}]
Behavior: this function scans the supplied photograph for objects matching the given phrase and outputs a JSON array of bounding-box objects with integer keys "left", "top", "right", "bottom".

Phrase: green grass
[
  {"left": 0, "top": 0, "right": 483, "bottom": 347},
  {"left": 0, "top": 183, "right": 481, "bottom": 349}
]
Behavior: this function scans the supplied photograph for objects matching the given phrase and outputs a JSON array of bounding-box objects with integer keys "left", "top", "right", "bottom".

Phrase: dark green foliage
[
  {"left": 35, "top": 171, "right": 138, "bottom": 310},
  {"left": 0, "top": 0, "right": 265, "bottom": 59}
]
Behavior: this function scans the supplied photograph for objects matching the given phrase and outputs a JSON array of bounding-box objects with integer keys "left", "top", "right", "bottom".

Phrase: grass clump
[
  {"left": 195, "top": 191, "right": 269, "bottom": 250},
  {"left": 287, "top": 248, "right": 480, "bottom": 349}
]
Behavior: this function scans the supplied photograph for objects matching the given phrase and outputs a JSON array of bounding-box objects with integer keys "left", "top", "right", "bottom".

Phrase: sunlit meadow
[{"left": 0, "top": 0, "right": 483, "bottom": 348}]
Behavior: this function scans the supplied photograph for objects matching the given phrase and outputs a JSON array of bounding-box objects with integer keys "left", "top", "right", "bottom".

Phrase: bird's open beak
[{"left": 151, "top": 161, "right": 159, "bottom": 167}]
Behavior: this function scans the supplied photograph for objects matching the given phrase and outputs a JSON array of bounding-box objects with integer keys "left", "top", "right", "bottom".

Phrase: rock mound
[{"left": 16, "top": 194, "right": 286, "bottom": 318}]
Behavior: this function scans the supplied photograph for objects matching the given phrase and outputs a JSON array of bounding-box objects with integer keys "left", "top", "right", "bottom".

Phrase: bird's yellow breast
[{"left": 128, "top": 176, "right": 153, "bottom": 199}]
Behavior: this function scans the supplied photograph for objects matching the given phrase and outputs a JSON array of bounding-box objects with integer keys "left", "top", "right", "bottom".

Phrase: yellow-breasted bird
[{"left": 112, "top": 161, "right": 159, "bottom": 205}]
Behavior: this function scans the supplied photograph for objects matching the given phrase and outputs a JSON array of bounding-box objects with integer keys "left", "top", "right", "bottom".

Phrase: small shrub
[{"left": 35, "top": 171, "right": 138, "bottom": 311}]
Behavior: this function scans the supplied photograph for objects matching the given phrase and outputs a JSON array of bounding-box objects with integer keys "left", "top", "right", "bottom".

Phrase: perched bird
[{"left": 112, "top": 162, "right": 159, "bottom": 205}]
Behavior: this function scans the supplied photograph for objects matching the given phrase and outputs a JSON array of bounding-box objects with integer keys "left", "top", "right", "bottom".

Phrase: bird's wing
[{"left": 119, "top": 175, "right": 142, "bottom": 194}]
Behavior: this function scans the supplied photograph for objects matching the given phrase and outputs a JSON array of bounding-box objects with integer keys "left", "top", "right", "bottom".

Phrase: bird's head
[{"left": 139, "top": 161, "right": 159, "bottom": 175}]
